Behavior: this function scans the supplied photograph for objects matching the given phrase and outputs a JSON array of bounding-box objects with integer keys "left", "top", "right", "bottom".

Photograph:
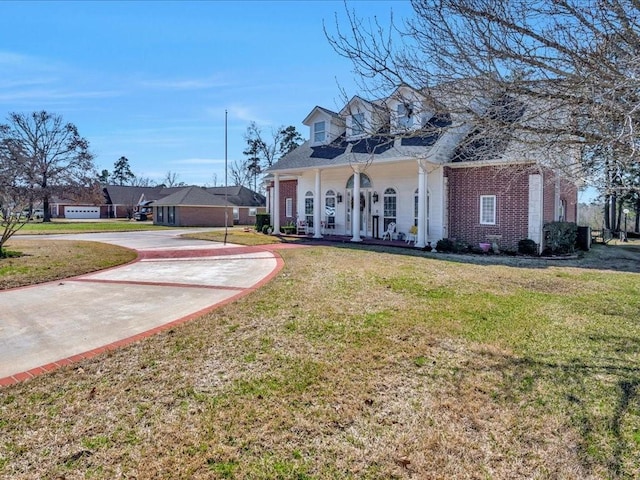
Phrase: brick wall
[
  {"left": 278, "top": 180, "right": 298, "bottom": 225},
  {"left": 445, "top": 164, "right": 579, "bottom": 251},
  {"left": 445, "top": 165, "right": 532, "bottom": 251},
  {"left": 541, "top": 171, "right": 578, "bottom": 224},
  {"left": 176, "top": 206, "right": 229, "bottom": 226}
]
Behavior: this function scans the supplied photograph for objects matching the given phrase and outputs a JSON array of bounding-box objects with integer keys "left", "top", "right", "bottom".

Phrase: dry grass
[
  {"left": 1, "top": 243, "right": 639, "bottom": 479},
  {"left": 0, "top": 239, "right": 137, "bottom": 290},
  {"left": 182, "top": 229, "right": 302, "bottom": 246}
]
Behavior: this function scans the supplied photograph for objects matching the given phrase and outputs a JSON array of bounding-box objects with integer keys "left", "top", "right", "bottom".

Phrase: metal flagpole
[{"left": 224, "top": 109, "right": 228, "bottom": 245}]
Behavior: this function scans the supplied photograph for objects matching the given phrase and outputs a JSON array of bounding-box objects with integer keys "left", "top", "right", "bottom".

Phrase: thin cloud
[
  {"left": 174, "top": 157, "right": 225, "bottom": 165},
  {"left": 0, "top": 88, "right": 122, "bottom": 102},
  {"left": 222, "top": 104, "right": 271, "bottom": 126},
  {"left": 140, "top": 76, "right": 230, "bottom": 90}
]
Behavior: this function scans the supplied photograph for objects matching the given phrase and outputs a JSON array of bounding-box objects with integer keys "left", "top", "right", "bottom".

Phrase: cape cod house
[{"left": 265, "top": 85, "right": 578, "bottom": 253}]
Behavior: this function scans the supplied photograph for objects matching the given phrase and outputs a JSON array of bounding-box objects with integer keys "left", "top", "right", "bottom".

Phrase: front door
[{"left": 346, "top": 189, "right": 370, "bottom": 237}]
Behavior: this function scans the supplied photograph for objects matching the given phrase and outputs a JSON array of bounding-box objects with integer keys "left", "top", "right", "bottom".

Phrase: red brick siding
[
  {"left": 446, "top": 165, "right": 579, "bottom": 251},
  {"left": 181, "top": 206, "right": 232, "bottom": 227},
  {"left": 153, "top": 206, "right": 265, "bottom": 227},
  {"left": 278, "top": 180, "right": 298, "bottom": 225},
  {"left": 236, "top": 207, "right": 266, "bottom": 226},
  {"left": 445, "top": 165, "right": 532, "bottom": 251}
]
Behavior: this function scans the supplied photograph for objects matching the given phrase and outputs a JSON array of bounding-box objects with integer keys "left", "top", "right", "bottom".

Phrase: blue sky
[{"left": 0, "top": 0, "right": 414, "bottom": 186}]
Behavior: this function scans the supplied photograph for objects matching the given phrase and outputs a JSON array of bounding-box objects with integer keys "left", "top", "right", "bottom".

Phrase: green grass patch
[
  {"left": 1, "top": 243, "right": 639, "bottom": 478},
  {"left": 16, "top": 220, "right": 172, "bottom": 235}
]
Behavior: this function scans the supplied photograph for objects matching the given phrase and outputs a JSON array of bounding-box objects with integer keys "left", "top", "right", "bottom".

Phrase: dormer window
[
  {"left": 351, "top": 112, "right": 365, "bottom": 136},
  {"left": 397, "top": 103, "right": 413, "bottom": 129},
  {"left": 313, "top": 121, "right": 326, "bottom": 143}
]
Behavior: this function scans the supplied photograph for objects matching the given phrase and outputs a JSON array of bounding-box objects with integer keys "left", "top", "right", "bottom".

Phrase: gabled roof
[
  {"left": 205, "top": 185, "right": 265, "bottom": 206},
  {"left": 338, "top": 95, "right": 385, "bottom": 116},
  {"left": 103, "top": 185, "right": 166, "bottom": 206},
  {"left": 104, "top": 184, "right": 265, "bottom": 207},
  {"left": 302, "top": 106, "right": 341, "bottom": 126},
  {"left": 152, "top": 186, "right": 232, "bottom": 207}
]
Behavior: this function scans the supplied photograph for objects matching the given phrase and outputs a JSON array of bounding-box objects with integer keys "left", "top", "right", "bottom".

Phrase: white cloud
[{"left": 139, "top": 76, "right": 230, "bottom": 90}]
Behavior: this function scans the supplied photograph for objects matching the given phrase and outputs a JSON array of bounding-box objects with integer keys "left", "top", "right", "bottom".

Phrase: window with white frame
[
  {"left": 249, "top": 207, "right": 257, "bottom": 217},
  {"left": 305, "top": 191, "right": 314, "bottom": 227},
  {"left": 233, "top": 208, "right": 239, "bottom": 221},
  {"left": 313, "top": 121, "right": 326, "bottom": 143},
  {"left": 383, "top": 187, "right": 397, "bottom": 230},
  {"left": 397, "top": 103, "right": 413, "bottom": 129},
  {"left": 351, "top": 112, "right": 365, "bottom": 136},
  {"left": 480, "top": 195, "right": 496, "bottom": 225},
  {"left": 285, "top": 198, "right": 293, "bottom": 218}
]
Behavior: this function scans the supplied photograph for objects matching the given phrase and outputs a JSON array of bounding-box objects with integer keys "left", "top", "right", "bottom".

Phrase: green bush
[
  {"left": 255, "top": 213, "right": 270, "bottom": 232},
  {"left": 261, "top": 224, "right": 272, "bottom": 235},
  {"left": 518, "top": 238, "right": 538, "bottom": 256},
  {"left": 435, "top": 238, "right": 455, "bottom": 253},
  {"left": 543, "top": 221, "right": 578, "bottom": 255}
]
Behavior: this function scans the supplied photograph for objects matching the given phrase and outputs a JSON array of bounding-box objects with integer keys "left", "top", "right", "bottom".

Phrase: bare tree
[
  {"left": 130, "top": 176, "right": 155, "bottom": 187},
  {"left": 0, "top": 139, "right": 30, "bottom": 254},
  {"left": 205, "top": 173, "right": 219, "bottom": 188},
  {"left": 0, "top": 111, "right": 95, "bottom": 222},
  {"left": 229, "top": 159, "right": 252, "bottom": 188},
  {"left": 326, "top": 0, "right": 640, "bottom": 189},
  {"left": 242, "top": 122, "right": 304, "bottom": 192},
  {"left": 160, "top": 171, "right": 186, "bottom": 188}
]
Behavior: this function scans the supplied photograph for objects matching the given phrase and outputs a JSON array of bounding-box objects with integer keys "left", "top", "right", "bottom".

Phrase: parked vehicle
[
  {"left": 134, "top": 207, "right": 153, "bottom": 221},
  {"left": 20, "top": 208, "right": 44, "bottom": 219}
]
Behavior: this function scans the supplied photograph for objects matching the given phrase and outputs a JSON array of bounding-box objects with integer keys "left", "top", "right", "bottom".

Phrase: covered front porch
[{"left": 268, "top": 159, "right": 445, "bottom": 249}]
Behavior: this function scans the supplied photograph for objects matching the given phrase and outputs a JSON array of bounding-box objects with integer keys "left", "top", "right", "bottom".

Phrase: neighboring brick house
[
  {"left": 265, "top": 85, "right": 578, "bottom": 252},
  {"left": 100, "top": 185, "right": 265, "bottom": 225},
  {"left": 152, "top": 185, "right": 266, "bottom": 227}
]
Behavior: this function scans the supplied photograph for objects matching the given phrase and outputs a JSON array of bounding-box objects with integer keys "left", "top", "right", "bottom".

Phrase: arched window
[
  {"left": 383, "top": 187, "right": 397, "bottom": 230},
  {"left": 346, "top": 173, "right": 372, "bottom": 188},
  {"left": 325, "top": 189, "right": 336, "bottom": 229},
  {"left": 305, "top": 191, "right": 314, "bottom": 227}
]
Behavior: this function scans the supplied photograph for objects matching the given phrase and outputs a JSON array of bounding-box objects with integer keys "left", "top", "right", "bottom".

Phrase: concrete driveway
[{"left": 0, "top": 230, "right": 283, "bottom": 385}]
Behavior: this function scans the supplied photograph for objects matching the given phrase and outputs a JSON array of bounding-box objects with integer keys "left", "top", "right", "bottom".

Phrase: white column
[
  {"left": 313, "top": 169, "right": 322, "bottom": 238},
  {"left": 416, "top": 162, "right": 428, "bottom": 248},
  {"left": 351, "top": 169, "right": 362, "bottom": 242},
  {"left": 528, "top": 174, "right": 543, "bottom": 253},
  {"left": 273, "top": 173, "right": 280, "bottom": 235}
]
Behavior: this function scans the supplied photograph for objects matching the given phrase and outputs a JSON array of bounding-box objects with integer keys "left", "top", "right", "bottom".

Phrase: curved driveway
[{"left": 0, "top": 230, "right": 284, "bottom": 385}]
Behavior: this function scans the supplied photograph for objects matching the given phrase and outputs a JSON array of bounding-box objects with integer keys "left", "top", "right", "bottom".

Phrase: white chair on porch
[{"left": 382, "top": 222, "right": 396, "bottom": 240}]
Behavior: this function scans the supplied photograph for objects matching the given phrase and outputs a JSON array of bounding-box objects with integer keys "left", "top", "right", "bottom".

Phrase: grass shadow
[
  {"left": 301, "top": 237, "right": 640, "bottom": 274},
  {"left": 460, "top": 336, "right": 640, "bottom": 478}
]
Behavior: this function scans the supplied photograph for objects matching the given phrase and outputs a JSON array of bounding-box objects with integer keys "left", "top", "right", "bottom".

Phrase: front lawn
[
  {"left": 0, "top": 242, "right": 639, "bottom": 478},
  {"left": 0, "top": 239, "right": 137, "bottom": 290}
]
